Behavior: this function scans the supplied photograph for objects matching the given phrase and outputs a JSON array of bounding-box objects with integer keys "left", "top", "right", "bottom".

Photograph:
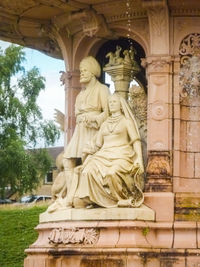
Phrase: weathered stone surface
[{"left": 40, "top": 205, "right": 155, "bottom": 223}]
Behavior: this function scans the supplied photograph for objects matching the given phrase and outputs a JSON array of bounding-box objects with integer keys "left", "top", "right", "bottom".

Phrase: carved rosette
[
  {"left": 150, "top": 100, "right": 168, "bottom": 121},
  {"left": 48, "top": 227, "right": 99, "bottom": 245}
]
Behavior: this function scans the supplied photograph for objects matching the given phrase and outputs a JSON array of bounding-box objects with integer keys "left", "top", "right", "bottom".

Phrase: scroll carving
[
  {"left": 179, "top": 34, "right": 200, "bottom": 99},
  {"left": 179, "top": 33, "right": 200, "bottom": 66},
  {"left": 48, "top": 227, "right": 99, "bottom": 245}
]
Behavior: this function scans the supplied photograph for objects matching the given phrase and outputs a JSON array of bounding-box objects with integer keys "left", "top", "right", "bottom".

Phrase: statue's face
[
  {"left": 108, "top": 95, "right": 121, "bottom": 113},
  {"left": 80, "top": 65, "right": 93, "bottom": 84}
]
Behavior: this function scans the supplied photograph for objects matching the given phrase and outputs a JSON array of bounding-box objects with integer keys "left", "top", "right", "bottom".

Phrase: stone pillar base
[{"left": 24, "top": 248, "right": 200, "bottom": 267}]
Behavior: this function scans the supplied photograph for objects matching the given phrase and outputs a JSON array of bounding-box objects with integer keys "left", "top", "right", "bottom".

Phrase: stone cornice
[
  {"left": 106, "top": 11, "right": 147, "bottom": 23},
  {"left": 171, "top": 8, "right": 200, "bottom": 17}
]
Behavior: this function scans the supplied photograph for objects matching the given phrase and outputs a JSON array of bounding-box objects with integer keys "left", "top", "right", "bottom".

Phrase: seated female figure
[{"left": 73, "top": 94, "right": 144, "bottom": 209}]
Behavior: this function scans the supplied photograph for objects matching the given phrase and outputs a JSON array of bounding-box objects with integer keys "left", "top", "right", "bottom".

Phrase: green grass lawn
[{"left": 0, "top": 204, "right": 47, "bottom": 267}]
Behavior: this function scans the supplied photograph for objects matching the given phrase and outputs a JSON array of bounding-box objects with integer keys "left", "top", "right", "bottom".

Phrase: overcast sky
[{"left": 0, "top": 40, "right": 65, "bottom": 147}]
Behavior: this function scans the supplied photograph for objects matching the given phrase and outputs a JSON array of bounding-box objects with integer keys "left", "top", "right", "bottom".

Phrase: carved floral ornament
[{"left": 48, "top": 227, "right": 99, "bottom": 245}]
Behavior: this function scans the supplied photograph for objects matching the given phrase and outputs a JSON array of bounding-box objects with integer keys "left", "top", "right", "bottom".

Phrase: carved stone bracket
[
  {"left": 48, "top": 227, "right": 99, "bottom": 245},
  {"left": 52, "top": 8, "right": 113, "bottom": 39},
  {"left": 142, "top": 0, "right": 169, "bottom": 54}
]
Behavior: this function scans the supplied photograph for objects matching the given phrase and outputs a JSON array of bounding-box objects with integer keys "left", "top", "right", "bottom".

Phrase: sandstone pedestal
[{"left": 24, "top": 215, "right": 200, "bottom": 267}]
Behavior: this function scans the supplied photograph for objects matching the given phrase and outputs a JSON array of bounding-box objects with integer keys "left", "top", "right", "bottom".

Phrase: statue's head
[
  {"left": 79, "top": 56, "right": 101, "bottom": 84},
  {"left": 108, "top": 94, "right": 121, "bottom": 114}
]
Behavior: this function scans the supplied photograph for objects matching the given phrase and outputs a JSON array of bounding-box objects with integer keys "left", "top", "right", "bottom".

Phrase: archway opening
[{"left": 96, "top": 37, "right": 147, "bottom": 92}]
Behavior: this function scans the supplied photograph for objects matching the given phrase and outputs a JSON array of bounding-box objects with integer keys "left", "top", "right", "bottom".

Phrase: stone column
[
  {"left": 142, "top": 0, "right": 172, "bottom": 192},
  {"left": 144, "top": 56, "right": 173, "bottom": 191},
  {"left": 62, "top": 71, "right": 81, "bottom": 147}
]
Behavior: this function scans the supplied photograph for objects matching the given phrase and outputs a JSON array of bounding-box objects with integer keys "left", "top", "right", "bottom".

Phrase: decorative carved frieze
[
  {"left": 171, "top": 9, "right": 200, "bottom": 17},
  {"left": 106, "top": 11, "right": 147, "bottom": 23},
  {"left": 48, "top": 227, "right": 99, "bottom": 245}
]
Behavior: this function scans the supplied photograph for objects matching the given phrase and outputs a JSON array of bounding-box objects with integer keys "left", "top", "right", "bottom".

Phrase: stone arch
[
  {"left": 73, "top": 35, "right": 105, "bottom": 70},
  {"left": 73, "top": 25, "right": 148, "bottom": 72},
  {"left": 110, "top": 25, "right": 149, "bottom": 56}
]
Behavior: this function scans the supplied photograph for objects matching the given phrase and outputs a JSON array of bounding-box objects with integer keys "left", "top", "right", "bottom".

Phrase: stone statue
[
  {"left": 48, "top": 93, "right": 144, "bottom": 212},
  {"left": 72, "top": 94, "right": 144, "bottom": 208},
  {"left": 48, "top": 56, "right": 110, "bottom": 212}
]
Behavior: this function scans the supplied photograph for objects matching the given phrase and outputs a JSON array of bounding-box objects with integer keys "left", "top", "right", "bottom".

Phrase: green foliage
[
  {"left": 0, "top": 205, "right": 47, "bottom": 267},
  {"left": 142, "top": 227, "right": 150, "bottom": 236},
  {"left": 0, "top": 44, "right": 60, "bottom": 197}
]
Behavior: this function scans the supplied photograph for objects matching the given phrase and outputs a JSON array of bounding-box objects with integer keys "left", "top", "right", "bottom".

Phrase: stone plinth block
[
  {"left": 40, "top": 205, "right": 155, "bottom": 223},
  {"left": 144, "top": 192, "right": 174, "bottom": 222},
  {"left": 174, "top": 222, "right": 197, "bottom": 249}
]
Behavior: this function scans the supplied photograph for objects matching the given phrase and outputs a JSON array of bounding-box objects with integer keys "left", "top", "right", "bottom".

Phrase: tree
[{"left": 0, "top": 44, "right": 60, "bottom": 198}]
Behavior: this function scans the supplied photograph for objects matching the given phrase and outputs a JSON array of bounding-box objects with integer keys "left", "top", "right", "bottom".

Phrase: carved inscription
[{"left": 48, "top": 227, "right": 99, "bottom": 245}]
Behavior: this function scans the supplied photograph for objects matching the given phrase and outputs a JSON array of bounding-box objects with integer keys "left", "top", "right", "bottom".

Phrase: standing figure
[{"left": 48, "top": 56, "right": 109, "bottom": 212}]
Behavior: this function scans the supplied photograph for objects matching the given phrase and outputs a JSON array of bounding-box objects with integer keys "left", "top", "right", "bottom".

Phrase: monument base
[{"left": 24, "top": 218, "right": 200, "bottom": 267}]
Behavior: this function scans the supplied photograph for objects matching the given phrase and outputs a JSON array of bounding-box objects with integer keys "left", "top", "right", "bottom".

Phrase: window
[{"left": 45, "top": 171, "right": 53, "bottom": 184}]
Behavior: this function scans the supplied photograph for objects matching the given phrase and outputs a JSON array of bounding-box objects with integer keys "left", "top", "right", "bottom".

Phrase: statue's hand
[
  {"left": 135, "top": 160, "right": 144, "bottom": 174},
  {"left": 85, "top": 114, "right": 98, "bottom": 129},
  {"left": 76, "top": 114, "right": 86, "bottom": 124}
]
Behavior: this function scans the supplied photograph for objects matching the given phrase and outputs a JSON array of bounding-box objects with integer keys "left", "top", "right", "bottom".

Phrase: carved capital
[
  {"left": 48, "top": 227, "right": 99, "bottom": 245},
  {"left": 144, "top": 56, "right": 173, "bottom": 73},
  {"left": 147, "top": 151, "right": 171, "bottom": 176},
  {"left": 60, "top": 70, "right": 80, "bottom": 87}
]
